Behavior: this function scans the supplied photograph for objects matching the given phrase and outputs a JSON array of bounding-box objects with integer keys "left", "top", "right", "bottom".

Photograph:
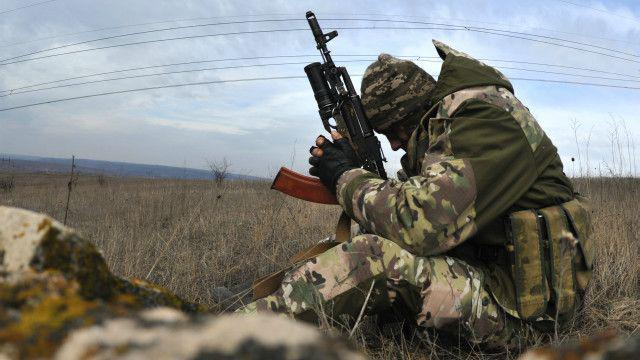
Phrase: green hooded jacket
[{"left": 335, "top": 40, "right": 575, "bottom": 316}]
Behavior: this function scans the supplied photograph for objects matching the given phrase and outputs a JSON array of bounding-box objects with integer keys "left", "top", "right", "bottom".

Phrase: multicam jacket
[{"left": 336, "top": 40, "right": 576, "bottom": 315}]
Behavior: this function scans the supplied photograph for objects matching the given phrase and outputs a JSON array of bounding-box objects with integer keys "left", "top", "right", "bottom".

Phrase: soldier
[{"left": 238, "top": 40, "right": 593, "bottom": 348}]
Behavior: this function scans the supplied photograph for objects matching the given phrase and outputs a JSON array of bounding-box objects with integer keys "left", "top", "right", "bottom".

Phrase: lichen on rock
[{"left": 0, "top": 206, "right": 207, "bottom": 358}]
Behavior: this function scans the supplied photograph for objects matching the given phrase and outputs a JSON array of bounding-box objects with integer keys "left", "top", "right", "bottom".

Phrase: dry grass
[{"left": 1, "top": 171, "right": 638, "bottom": 359}]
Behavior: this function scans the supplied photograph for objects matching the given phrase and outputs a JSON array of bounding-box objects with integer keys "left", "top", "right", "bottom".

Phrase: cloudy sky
[{"left": 0, "top": 0, "right": 639, "bottom": 177}]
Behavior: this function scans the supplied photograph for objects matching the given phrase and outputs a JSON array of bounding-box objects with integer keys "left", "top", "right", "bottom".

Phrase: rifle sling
[{"left": 251, "top": 211, "right": 351, "bottom": 300}]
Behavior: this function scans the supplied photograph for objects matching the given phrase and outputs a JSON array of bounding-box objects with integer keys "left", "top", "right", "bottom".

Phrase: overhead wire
[
  {"left": 0, "top": 55, "right": 320, "bottom": 94},
  {"left": 1, "top": 74, "right": 639, "bottom": 113},
  {"left": 0, "top": 0, "right": 59, "bottom": 16},
  {"left": 0, "top": 18, "right": 303, "bottom": 63},
  {"left": 4, "top": 10, "right": 637, "bottom": 49},
  {"left": 2, "top": 14, "right": 638, "bottom": 111},
  {"left": 0, "top": 75, "right": 307, "bottom": 112},
  {"left": 3, "top": 58, "right": 640, "bottom": 98},
  {"left": 0, "top": 59, "right": 374, "bottom": 97},
  {"left": 552, "top": 0, "right": 640, "bottom": 24},
  {"left": 335, "top": 18, "right": 640, "bottom": 59},
  {"left": 0, "top": 28, "right": 314, "bottom": 66},
  {"left": 0, "top": 13, "right": 297, "bottom": 48},
  {"left": 4, "top": 53, "right": 639, "bottom": 96},
  {"left": 2, "top": 18, "right": 639, "bottom": 66}
]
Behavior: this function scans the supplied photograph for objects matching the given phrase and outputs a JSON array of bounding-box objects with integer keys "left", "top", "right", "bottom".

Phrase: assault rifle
[{"left": 271, "top": 11, "right": 387, "bottom": 204}]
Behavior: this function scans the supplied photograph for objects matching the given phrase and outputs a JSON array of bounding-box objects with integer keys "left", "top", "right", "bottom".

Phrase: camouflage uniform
[{"left": 239, "top": 40, "right": 591, "bottom": 348}]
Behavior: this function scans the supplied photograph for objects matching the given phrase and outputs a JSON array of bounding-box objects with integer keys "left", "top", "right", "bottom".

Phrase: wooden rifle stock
[{"left": 271, "top": 167, "right": 338, "bottom": 205}]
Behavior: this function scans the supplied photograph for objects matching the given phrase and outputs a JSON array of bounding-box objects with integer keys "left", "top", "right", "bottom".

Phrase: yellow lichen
[{"left": 37, "top": 218, "right": 51, "bottom": 233}]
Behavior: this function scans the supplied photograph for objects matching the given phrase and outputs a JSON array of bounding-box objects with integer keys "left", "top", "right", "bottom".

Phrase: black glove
[{"left": 309, "top": 136, "right": 360, "bottom": 192}]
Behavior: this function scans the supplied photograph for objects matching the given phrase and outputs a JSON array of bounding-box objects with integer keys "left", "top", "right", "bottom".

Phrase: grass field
[{"left": 1, "top": 170, "right": 638, "bottom": 359}]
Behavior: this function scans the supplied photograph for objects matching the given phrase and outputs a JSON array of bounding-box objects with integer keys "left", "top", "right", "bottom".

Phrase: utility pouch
[
  {"left": 507, "top": 209, "right": 549, "bottom": 320},
  {"left": 538, "top": 206, "right": 576, "bottom": 315},
  {"left": 507, "top": 197, "right": 592, "bottom": 320},
  {"left": 561, "top": 196, "right": 594, "bottom": 292}
]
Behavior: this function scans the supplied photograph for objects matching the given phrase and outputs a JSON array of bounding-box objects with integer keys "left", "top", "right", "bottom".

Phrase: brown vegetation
[{"left": 0, "top": 171, "right": 638, "bottom": 359}]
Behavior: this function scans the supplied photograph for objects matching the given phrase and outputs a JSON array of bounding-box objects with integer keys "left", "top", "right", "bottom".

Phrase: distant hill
[{"left": 0, "top": 154, "right": 264, "bottom": 181}]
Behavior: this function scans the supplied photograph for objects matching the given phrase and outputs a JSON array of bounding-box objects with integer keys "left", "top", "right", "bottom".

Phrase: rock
[
  {"left": 56, "top": 308, "right": 365, "bottom": 360},
  {"left": 518, "top": 330, "right": 640, "bottom": 360},
  {"left": 0, "top": 206, "right": 206, "bottom": 358},
  {"left": 0, "top": 206, "right": 365, "bottom": 360}
]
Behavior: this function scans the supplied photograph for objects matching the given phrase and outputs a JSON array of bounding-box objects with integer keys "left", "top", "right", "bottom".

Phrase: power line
[
  {"left": 0, "top": 28, "right": 313, "bottom": 66},
  {"left": 4, "top": 11, "right": 637, "bottom": 50},
  {"left": 1, "top": 74, "right": 639, "bottom": 113},
  {"left": 510, "top": 77, "right": 640, "bottom": 88},
  {"left": 2, "top": 22, "right": 639, "bottom": 67},
  {"left": 3, "top": 58, "right": 640, "bottom": 98},
  {"left": 0, "top": 18, "right": 302, "bottom": 63},
  {"left": 0, "top": 60, "right": 371, "bottom": 97},
  {"left": 0, "top": 26, "right": 461, "bottom": 66},
  {"left": 495, "top": 66, "right": 639, "bottom": 82},
  {"left": 4, "top": 17, "right": 638, "bottom": 64},
  {"left": 552, "top": 0, "right": 640, "bottom": 24},
  {"left": 475, "top": 58, "right": 640, "bottom": 78},
  {"left": 0, "top": 0, "right": 58, "bottom": 16},
  {"left": 1, "top": 18, "right": 463, "bottom": 64},
  {"left": 0, "top": 75, "right": 305, "bottom": 112},
  {"left": 0, "top": 14, "right": 298, "bottom": 48},
  {"left": 458, "top": 27, "right": 640, "bottom": 64},
  {"left": 0, "top": 55, "right": 318, "bottom": 93},
  {"left": 349, "top": 25, "right": 640, "bottom": 64},
  {"left": 337, "top": 18, "right": 640, "bottom": 59},
  {"left": 3, "top": 53, "right": 639, "bottom": 96}
]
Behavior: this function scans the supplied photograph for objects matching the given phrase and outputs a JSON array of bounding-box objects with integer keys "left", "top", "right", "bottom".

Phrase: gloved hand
[{"left": 309, "top": 131, "right": 361, "bottom": 192}]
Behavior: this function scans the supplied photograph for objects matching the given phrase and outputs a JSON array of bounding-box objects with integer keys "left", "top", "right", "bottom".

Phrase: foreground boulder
[
  {"left": 518, "top": 330, "right": 640, "bottom": 360},
  {"left": 57, "top": 308, "right": 364, "bottom": 360},
  {"left": 0, "top": 206, "right": 363, "bottom": 359}
]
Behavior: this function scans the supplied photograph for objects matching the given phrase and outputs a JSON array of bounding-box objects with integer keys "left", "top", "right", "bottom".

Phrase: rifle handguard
[{"left": 271, "top": 167, "right": 338, "bottom": 205}]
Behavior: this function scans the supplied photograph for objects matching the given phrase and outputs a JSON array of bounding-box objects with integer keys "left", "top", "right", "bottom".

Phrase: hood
[{"left": 429, "top": 40, "right": 514, "bottom": 104}]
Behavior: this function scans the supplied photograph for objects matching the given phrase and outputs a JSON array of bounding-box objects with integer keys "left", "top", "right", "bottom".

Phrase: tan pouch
[
  {"left": 538, "top": 206, "right": 576, "bottom": 314},
  {"left": 508, "top": 209, "right": 549, "bottom": 320},
  {"left": 561, "top": 196, "right": 593, "bottom": 269},
  {"left": 561, "top": 196, "right": 593, "bottom": 291},
  {"left": 508, "top": 197, "right": 592, "bottom": 320}
]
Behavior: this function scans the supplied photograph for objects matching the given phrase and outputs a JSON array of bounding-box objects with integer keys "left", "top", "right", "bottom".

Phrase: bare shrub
[
  {"left": 97, "top": 174, "right": 107, "bottom": 186},
  {"left": 0, "top": 177, "right": 14, "bottom": 192},
  {"left": 207, "top": 158, "right": 231, "bottom": 186}
]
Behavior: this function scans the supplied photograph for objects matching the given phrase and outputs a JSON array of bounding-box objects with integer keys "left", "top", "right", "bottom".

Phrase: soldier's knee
[{"left": 348, "top": 234, "right": 385, "bottom": 252}]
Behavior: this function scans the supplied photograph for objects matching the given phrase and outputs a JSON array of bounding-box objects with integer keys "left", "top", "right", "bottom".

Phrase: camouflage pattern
[
  {"left": 509, "top": 209, "right": 549, "bottom": 320},
  {"left": 539, "top": 207, "right": 577, "bottom": 315},
  {"left": 561, "top": 197, "right": 594, "bottom": 268},
  {"left": 360, "top": 53, "right": 437, "bottom": 131},
  {"left": 238, "top": 234, "right": 518, "bottom": 347},
  {"left": 336, "top": 160, "right": 478, "bottom": 257}
]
